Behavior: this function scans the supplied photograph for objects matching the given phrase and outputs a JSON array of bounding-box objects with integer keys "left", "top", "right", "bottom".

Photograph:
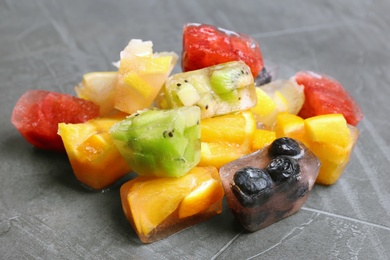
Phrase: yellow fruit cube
[
  {"left": 178, "top": 167, "right": 224, "bottom": 218},
  {"left": 310, "top": 125, "right": 359, "bottom": 185},
  {"left": 304, "top": 114, "right": 351, "bottom": 148},
  {"left": 315, "top": 160, "right": 347, "bottom": 185},
  {"left": 200, "top": 110, "right": 255, "bottom": 146},
  {"left": 252, "top": 129, "right": 276, "bottom": 151},
  {"left": 274, "top": 113, "right": 307, "bottom": 144},
  {"left": 199, "top": 142, "right": 249, "bottom": 169},
  {"left": 120, "top": 166, "right": 223, "bottom": 243},
  {"left": 126, "top": 175, "right": 194, "bottom": 236},
  {"left": 251, "top": 87, "right": 278, "bottom": 128},
  {"left": 308, "top": 141, "right": 351, "bottom": 165},
  {"left": 58, "top": 116, "right": 131, "bottom": 190}
]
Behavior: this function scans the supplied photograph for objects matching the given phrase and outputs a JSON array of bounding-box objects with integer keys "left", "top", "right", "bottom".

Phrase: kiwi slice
[
  {"left": 110, "top": 106, "right": 201, "bottom": 177},
  {"left": 210, "top": 62, "right": 253, "bottom": 95},
  {"left": 157, "top": 61, "right": 256, "bottom": 119}
]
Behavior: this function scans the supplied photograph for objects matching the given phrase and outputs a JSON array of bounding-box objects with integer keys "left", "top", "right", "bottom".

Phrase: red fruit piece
[
  {"left": 182, "top": 23, "right": 264, "bottom": 78},
  {"left": 11, "top": 90, "right": 100, "bottom": 152},
  {"left": 295, "top": 71, "right": 363, "bottom": 126}
]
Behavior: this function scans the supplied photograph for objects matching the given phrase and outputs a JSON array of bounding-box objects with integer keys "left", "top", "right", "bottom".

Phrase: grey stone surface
[{"left": 1, "top": 0, "right": 389, "bottom": 259}]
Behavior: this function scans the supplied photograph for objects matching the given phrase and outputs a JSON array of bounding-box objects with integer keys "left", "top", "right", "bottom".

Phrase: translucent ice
[{"left": 219, "top": 137, "right": 320, "bottom": 232}]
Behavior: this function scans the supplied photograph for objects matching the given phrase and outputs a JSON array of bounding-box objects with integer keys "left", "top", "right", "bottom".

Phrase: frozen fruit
[
  {"left": 178, "top": 171, "right": 225, "bottom": 218},
  {"left": 274, "top": 113, "right": 307, "bottom": 144},
  {"left": 198, "top": 110, "right": 256, "bottom": 168},
  {"left": 219, "top": 137, "right": 320, "bottom": 232},
  {"left": 110, "top": 106, "right": 201, "bottom": 177},
  {"left": 120, "top": 166, "right": 224, "bottom": 243},
  {"left": 305, "top": 114, "right": 351, "bottom": 148},
  {"left": 265, "top": 156, "right": 300, "bottom": 182},
  {"left": 11, "top": 90, "right": 100, "bottom": 152},
  {"left": 304, "top": 114, "right": 359, "bottom": 185},
  {"left": 75, "top": 71, "right": 118, "bottom": 116},
  {"left": 251, "top": 87, "right": 278, "bottom": 128},
  {"left": 200, "top": 110, "right": 255, "bottom": 149},
  {"left": 115, "top": 39, "right": 178, "bottom": 114},
  {"left": 252, "top": 79, "right": 304, "bottom": 128},
  {"left": 252, "top": 129, "right": 276, "bottom": 151},
  {"left": 295, "top": 71, "right": 363, "bottom": 126},
  {"left": 58, "top": 115, "right": 131, "bottom": 190},
  {"left": 199, "top": 142, "right": 250, "bottom": 170},
  {"left": 274, "top": 113, "right": 359, "bottom": 185},
  {"left": 268, "top": 137, "right": 303, "bottom": 158},
  {"left": 232, "top": 167, "right": 273, "bottom": 208},
  {"left": 156, "top": 61, "right": 256, "bottom": 119},
  {"left": 182, "top": 23, "right": 264, "bottom": 78}
]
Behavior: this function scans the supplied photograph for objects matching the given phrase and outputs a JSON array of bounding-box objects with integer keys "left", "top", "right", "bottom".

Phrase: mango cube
[
  {"left": 120, "top": 166, "right": 224, "bottom": 243},
  {"left": 304, "top": 114, "right": 351, "bottom": 148},
  {"left": 58, "top": 116, "right": 131, "bottom": 190}
]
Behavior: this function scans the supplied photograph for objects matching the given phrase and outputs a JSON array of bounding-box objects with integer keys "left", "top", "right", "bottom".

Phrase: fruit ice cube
[
  {"left": 11, "top": 90, "right": 100, "bottom": 152},
  {"left": 308, "top": 124, "right": 359, "bottom": 185},
  {"left": 295, "top": 71, "right": 363, "bottom": 126},
  {"left": 274, "top": 113, "right": 359, "bottom": 185},
  {"left": 219, "top": 137, "right": 320, "bottom": 232},
  {"left": 182, "top": 23, "right": 264, "bottom": 78},
  {"left": 114, "top": 39, "right": 178, "bottom": 114},
  {"left": 198, "top": 110, "right": 256, "bottom": 169},
  {"left": 75, "top": 71, "right": 118, "bottom": 116},
  {"left": 58, "top": 116, "right": 131, "bottom": 190},
  {"left": 120, "top": 166, "right": 224, "bottom": 243},
  {"left": 252, "top": 79, "right": 304, "bottom": 129},
  {"left": 110, "top": 106, "right": 201, "bottom": 177},
  {"left": 156, "top": 61, "right": 256, "bottom": 119}
]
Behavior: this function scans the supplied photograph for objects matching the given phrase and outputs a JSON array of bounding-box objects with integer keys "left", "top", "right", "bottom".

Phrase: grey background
[{"left": 1, "top": 0, "right": 389, "bottom": 259}]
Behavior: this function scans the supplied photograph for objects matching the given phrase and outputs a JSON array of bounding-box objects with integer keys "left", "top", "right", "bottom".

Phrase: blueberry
[
  {"left": 268, "top": 137, "right": 303, "bottom": 158},
  {"left": 232, "top": 166, "right": 273, "bottom": 208},
  {"left": 265, "top": 156, "right": 300, "bottom": 182},
  {"left": 254, "top": 67, "right": 272, "bottom": 86}
]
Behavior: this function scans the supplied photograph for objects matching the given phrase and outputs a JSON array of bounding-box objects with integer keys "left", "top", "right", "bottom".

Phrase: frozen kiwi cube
[
  {"left": 110, "top": 106, "right": 201, "bottom": 177},
  {"left": 156, "top": 61, "right": 256, "bottom": 119}
]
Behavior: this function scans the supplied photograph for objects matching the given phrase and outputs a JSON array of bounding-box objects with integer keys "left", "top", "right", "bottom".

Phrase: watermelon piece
[
  {"left": 182, "top": 23, "right": 264, "bottom": 78},
  {"left": 11, "top": 90, "right": 100, "bottom": 152},
  {"left": 295, "top": 71, "right": 363, "bottom": 126}
]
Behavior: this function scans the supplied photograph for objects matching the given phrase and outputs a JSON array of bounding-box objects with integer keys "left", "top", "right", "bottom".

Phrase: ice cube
[{"left": 219, "top": 138, "right": 320, "bottom": 232}]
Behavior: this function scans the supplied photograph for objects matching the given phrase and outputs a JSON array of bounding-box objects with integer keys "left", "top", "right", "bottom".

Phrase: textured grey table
[{"left": 1, "top": 1, "right": 389, "bottom": 259}]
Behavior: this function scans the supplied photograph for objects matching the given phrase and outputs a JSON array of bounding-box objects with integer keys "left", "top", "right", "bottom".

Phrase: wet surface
[{"left": 1, "top": 1, "right": 390, "bottom": 259}]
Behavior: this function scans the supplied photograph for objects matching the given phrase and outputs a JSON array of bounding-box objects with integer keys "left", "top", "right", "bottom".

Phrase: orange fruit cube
[
  {"left": 304, "top": 114, "right": 351, "bottom": 148},
  {"left": 252, "top": 129, "right": 276, "bottom": 151},
  {"left": 58, "top": 116, "right": 130, "bottom": 190},
  {"left": 199, "top": 142, "right": 249, "bottom": 169},
  {"left": 310, "top": 125, "right": 359, "bottom": 185},
  {"left": 199, "top": 110, "right": 256, "bottom": 168},
  {"left": 200, "top": 110, "right": 256, "bottom": 148},
  {"left": 274, "top": 113, "right": 307, "bottom": 145},
  {"left": 120, "top": 166, "right": 224, "bottom": 243},
  {"left": 178, "top": 167, "right": 224, "bottom": 218}
]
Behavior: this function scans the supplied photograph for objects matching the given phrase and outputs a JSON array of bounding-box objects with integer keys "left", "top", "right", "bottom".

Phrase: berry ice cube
[{"left": 219, "top": 137, "right": 320, "bottom": 232}]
